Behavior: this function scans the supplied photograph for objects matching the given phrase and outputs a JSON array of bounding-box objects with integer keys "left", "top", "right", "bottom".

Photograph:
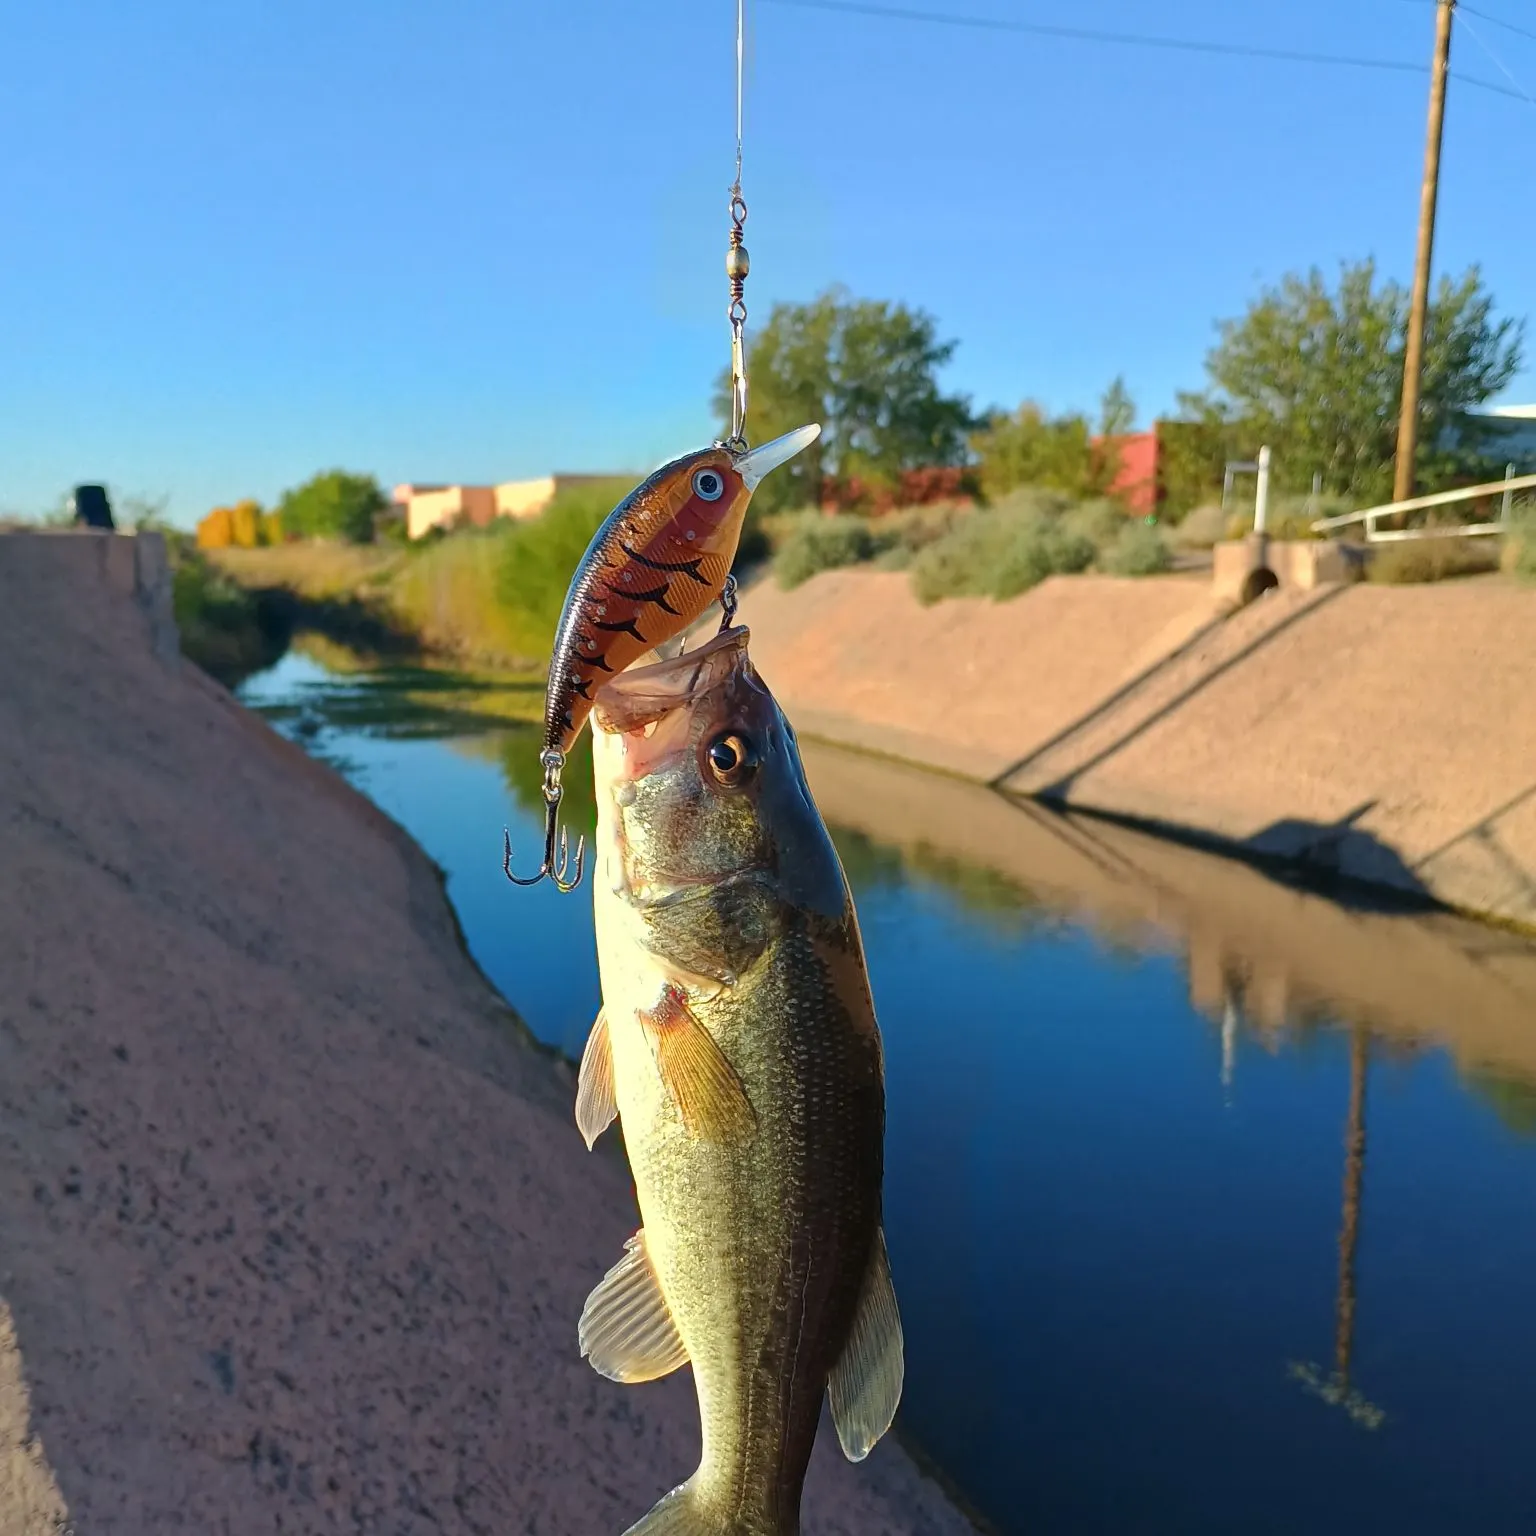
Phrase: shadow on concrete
[
  {"left": 992, "top": 585, "right": 1348, "bottom": 798},
  {"left": 1411, "top": 781, "right": 1536, "bottom": 914},
  {"left": 984, "top": 611, "right": 1229, "bottom": 789},
  {"left": 1239, "top": 800, "right": 1438, "bottom": 912}
]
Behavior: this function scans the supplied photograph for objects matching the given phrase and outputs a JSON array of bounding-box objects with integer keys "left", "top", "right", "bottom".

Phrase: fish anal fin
[
  {"left": 639, "top": 984, "right": 755, "bottom": 1142},
  {"left": 578, "top": 1230, "right": 689, "bottom": 1384},
  {"left": 828, "top": 1227, "right": 905, "bottom": 1462},
  {"left": 575, "top": 1007, "right": 617, "bottom": 1150}
]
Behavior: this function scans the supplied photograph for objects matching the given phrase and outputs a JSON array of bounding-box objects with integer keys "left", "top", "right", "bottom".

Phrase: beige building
[{"left": 395, "top": 473, "right": 624, "bottom": 541}]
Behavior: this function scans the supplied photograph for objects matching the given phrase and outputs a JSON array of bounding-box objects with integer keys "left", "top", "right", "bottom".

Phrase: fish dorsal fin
[
  {"left": 828, "top": 1227, "right": 904, "bottom": 1462},
  {"left": 576, "top": 1007, "right": 617, "bottom": 1150},
  {"left": 638, "top": 984, "right": 756, "bottom": 1142},
  {"left": 579, "top": 1229, "right": 689, "bottom": 1384}
]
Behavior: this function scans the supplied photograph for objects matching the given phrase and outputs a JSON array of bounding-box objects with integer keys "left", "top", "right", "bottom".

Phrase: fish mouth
[
  {"left": 592, "top": 626, "right": 771, "bottom": 910},
  {"left": 592, "top": 625, "right": 753, "bottom": 741},
  {"left": 731, "top": 424, "right": 820, "bottom": 491}
]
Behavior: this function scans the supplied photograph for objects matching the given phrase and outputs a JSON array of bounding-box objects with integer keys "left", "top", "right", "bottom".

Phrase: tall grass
[
  {"left": 1367, "top": 537, "right": 1501, "bottom": 584},
  {"left": 492, "top": 478, "right": 635, "bottom": 651},
  {"left": 374, "top": 478, "right": 633, "bottom": 667},
  {"left": 208, "top": 543, "right": 402, "bottom": 598},
  {"left": 170, "top": 541, "right": 285, "bottom": 684},
  {"left": 1504, "top": 507, "right": 1536, "bottom": 583},
  {"left": 209, "top": 483, "right": 635, "bottom": 669}
]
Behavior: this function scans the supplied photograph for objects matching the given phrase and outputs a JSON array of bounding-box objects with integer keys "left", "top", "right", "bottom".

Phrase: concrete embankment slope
[
  {"left": 0, "top": 530, "right": 971, "bottom": 1536},
  {"left": 743, "top": 568, "right": 1536, "bottom": 929},
  {"left": 798, "top": 740, "right": 1536, "bottom": 1087}
]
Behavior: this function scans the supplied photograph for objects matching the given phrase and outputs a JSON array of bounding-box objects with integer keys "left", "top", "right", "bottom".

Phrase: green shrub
[
  {"left": 494, "top": 479, "right": 632, "bottom": 629},
  {"left": 1061, "top": 497, "right": 1130, "bottom": 549},
  {"left": 1099, "top": 520, "right": 1173, "bottom": 576},
  {"left": 908, "top": 502, "right": 1094, "bottom": 605},
  {"left": 994, "top": 521, "right": 1096, "bottom": 598},
  {"left": 1171, "top": 503, "right": 1228, "bottom": 550},
  {"left": 774, "top": 514, "right": 884, "bottom": 589}
]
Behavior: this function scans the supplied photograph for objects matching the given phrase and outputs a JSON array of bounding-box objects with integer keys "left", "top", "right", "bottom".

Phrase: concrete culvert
[{"left": 1240, "top": 566, "right": 1280, "bottom": 604}]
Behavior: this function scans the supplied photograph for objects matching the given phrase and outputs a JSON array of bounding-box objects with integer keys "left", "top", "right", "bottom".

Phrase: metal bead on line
[{"left": 727, "top": 240, "right": 750, "bottom": 288}]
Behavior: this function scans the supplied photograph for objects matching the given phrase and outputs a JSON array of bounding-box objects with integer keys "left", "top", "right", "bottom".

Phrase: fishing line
[{"left": 725, "top": 0, "right": 753, "bottom": 451}]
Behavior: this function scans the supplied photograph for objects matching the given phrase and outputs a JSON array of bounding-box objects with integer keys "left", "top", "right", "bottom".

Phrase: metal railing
[{"left": 1312, "top": 464, "right": 1536, "bottom": 543}]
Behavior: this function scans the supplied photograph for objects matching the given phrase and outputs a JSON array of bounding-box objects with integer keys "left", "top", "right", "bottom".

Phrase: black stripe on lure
[{"left": 503, "top": 424, "right": 820, "bottom": 892}]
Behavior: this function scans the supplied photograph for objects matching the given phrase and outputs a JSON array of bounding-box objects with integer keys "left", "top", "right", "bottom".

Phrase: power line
[
  {"left": 1458, "top": 10, "right": 1536, "bottom": 108},
  {"left": 1461, "top": 5, "right": 1536, "bottom": 45},
  {"left": 759, "top": 0, "right": 1528, "bottom": 103}
]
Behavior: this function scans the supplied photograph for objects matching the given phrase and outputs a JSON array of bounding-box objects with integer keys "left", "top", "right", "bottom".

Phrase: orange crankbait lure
[{"left": 504, "top": 423, "right": 818, "bottom": 892}]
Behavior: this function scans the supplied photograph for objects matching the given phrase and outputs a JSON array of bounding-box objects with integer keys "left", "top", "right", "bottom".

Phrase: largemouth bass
[{"left": 574, "top": 624, "right": 903, "bottom": 1535}]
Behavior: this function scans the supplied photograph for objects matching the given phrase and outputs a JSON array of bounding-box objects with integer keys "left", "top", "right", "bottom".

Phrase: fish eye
[
  {"left": 692, "top": 468, "right": 725, "bottom": 502},
  {"left": 705, "top": 731, "right": 757, "bottom": 786}
]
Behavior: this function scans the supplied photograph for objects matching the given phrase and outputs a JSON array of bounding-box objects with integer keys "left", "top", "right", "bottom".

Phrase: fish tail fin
[{"left": 620, "top": 1480, "right": 749, "bottom": 1536}]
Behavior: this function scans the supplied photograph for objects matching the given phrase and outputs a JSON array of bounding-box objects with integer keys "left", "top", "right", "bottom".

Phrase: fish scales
[{"left": 576, "top": 625, "right": 903, "bottom": 1536}]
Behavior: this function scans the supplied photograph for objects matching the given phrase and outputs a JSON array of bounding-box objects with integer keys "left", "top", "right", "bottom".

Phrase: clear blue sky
[{"left": 2, "top": 0, "right": 1533, "bottom": 525}]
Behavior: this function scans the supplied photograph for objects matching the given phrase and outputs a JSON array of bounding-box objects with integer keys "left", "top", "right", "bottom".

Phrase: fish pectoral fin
[
  {"left": 638, "top": 984, "right": 756, "bottom": 1142},
  {"left": 575, "top": 1007, "right": 618, "bottom": 1150},
  {"left": 828, "top": 1227, "right": 905, "bottom": 1462},
  {"left": 578, "top": 1229, "right": 689, "bottom": 1384}
]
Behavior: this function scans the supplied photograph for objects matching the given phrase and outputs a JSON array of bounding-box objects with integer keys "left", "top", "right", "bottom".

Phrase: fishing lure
[
  {"left": 503, "top": 425, "right": 819, "bottom": 892},
  {"left": 504, "top": 0, "right": 811, "bottom": 894}
]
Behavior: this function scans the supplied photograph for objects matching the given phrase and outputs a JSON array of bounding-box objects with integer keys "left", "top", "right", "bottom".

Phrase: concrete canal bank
[
  {"left": 742, "top": 567, "right": 1536, "bottom": 931},
  {"left": 0, "top": 531, "right": 971, "bottom": 1534}
]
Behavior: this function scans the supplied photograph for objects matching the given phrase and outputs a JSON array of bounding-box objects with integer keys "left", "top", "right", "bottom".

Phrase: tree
[
  {"left": 971, "top": 403, "right": 1095, "bottom": 499},
  {"left": 712, "top": 287, "right": 977, "bottom": 511},
  {"left": 277, "top": 470, "right": 386, "bottom": 543},
  {"left": 1099, "top": 376, "right": 1137, "bottom": 437},
  {"left": 1177, "top": 259, "right": 1524, "bottom": 503}
]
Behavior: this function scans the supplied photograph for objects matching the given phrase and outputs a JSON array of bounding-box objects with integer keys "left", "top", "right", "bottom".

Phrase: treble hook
[
  {"left": 718, "top": 572, "right": 739, "bottom": 632},
  {"left": 503, "top": 749, "right": 586, "bottom": 892}
]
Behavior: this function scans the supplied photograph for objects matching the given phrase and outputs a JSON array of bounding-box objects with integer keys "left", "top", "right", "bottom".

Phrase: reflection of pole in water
[
  {"left": 1221, "top": 996, "right": 1238, "bottom": 1100},
  {"left": 1287, "top": 1026, "right": 1386, "bottom": 1430},
  {"left": 1334, "top": 1028, "right": 1367, "bottom": 1387}
]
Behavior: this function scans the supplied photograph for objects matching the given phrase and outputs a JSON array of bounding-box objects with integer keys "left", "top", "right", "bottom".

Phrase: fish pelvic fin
[
  {"left": 639, "top": 984, "right": 756, "bottom": 1143},
  {"left": 579, "top": 1229, "right": 689, "bottom": 1384},
  {"left": 828, "top": 1227, "right": 905, "bottom": 1462},
  {"left": 618, "top": 1481, "right": 732, "bottom": 1536},
  {"left": 576, "top": 1007, "right": 617, "bottom": 1150}
]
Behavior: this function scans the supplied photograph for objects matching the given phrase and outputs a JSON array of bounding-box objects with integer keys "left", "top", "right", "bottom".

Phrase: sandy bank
[
  {"left": 742, "top": 567, "right": 1536, "bottom": 930},
  {"left": 0, "top": 531, "right": 972, "bottom": 1535}
]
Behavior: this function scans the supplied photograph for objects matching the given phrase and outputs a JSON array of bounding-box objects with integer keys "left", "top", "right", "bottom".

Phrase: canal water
[{"left": 240, "top": 646, "right": 1536, "bottom": 1536}]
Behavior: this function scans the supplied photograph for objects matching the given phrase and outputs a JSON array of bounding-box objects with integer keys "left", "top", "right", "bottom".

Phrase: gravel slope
[{"left": 0, "top": 533, "right": 973, "bottom": 1536}]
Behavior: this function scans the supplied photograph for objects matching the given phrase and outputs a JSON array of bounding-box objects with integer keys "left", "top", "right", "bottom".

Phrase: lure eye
[
  {"left": 692, "top": 467, "right": 725, "bottom": 502},
  {"left": 705, "top": 731, "right": 758, "bottom": 786}
]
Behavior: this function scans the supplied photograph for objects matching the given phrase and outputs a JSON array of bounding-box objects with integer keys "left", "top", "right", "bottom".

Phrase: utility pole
[{"left": 1393, "top": 0, "right": 1456, "bottom": 504}]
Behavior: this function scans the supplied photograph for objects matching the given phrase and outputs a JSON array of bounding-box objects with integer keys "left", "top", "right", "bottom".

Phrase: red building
[{"left": 1097, "top": 430, "right": 1161, "bottom": 516}]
